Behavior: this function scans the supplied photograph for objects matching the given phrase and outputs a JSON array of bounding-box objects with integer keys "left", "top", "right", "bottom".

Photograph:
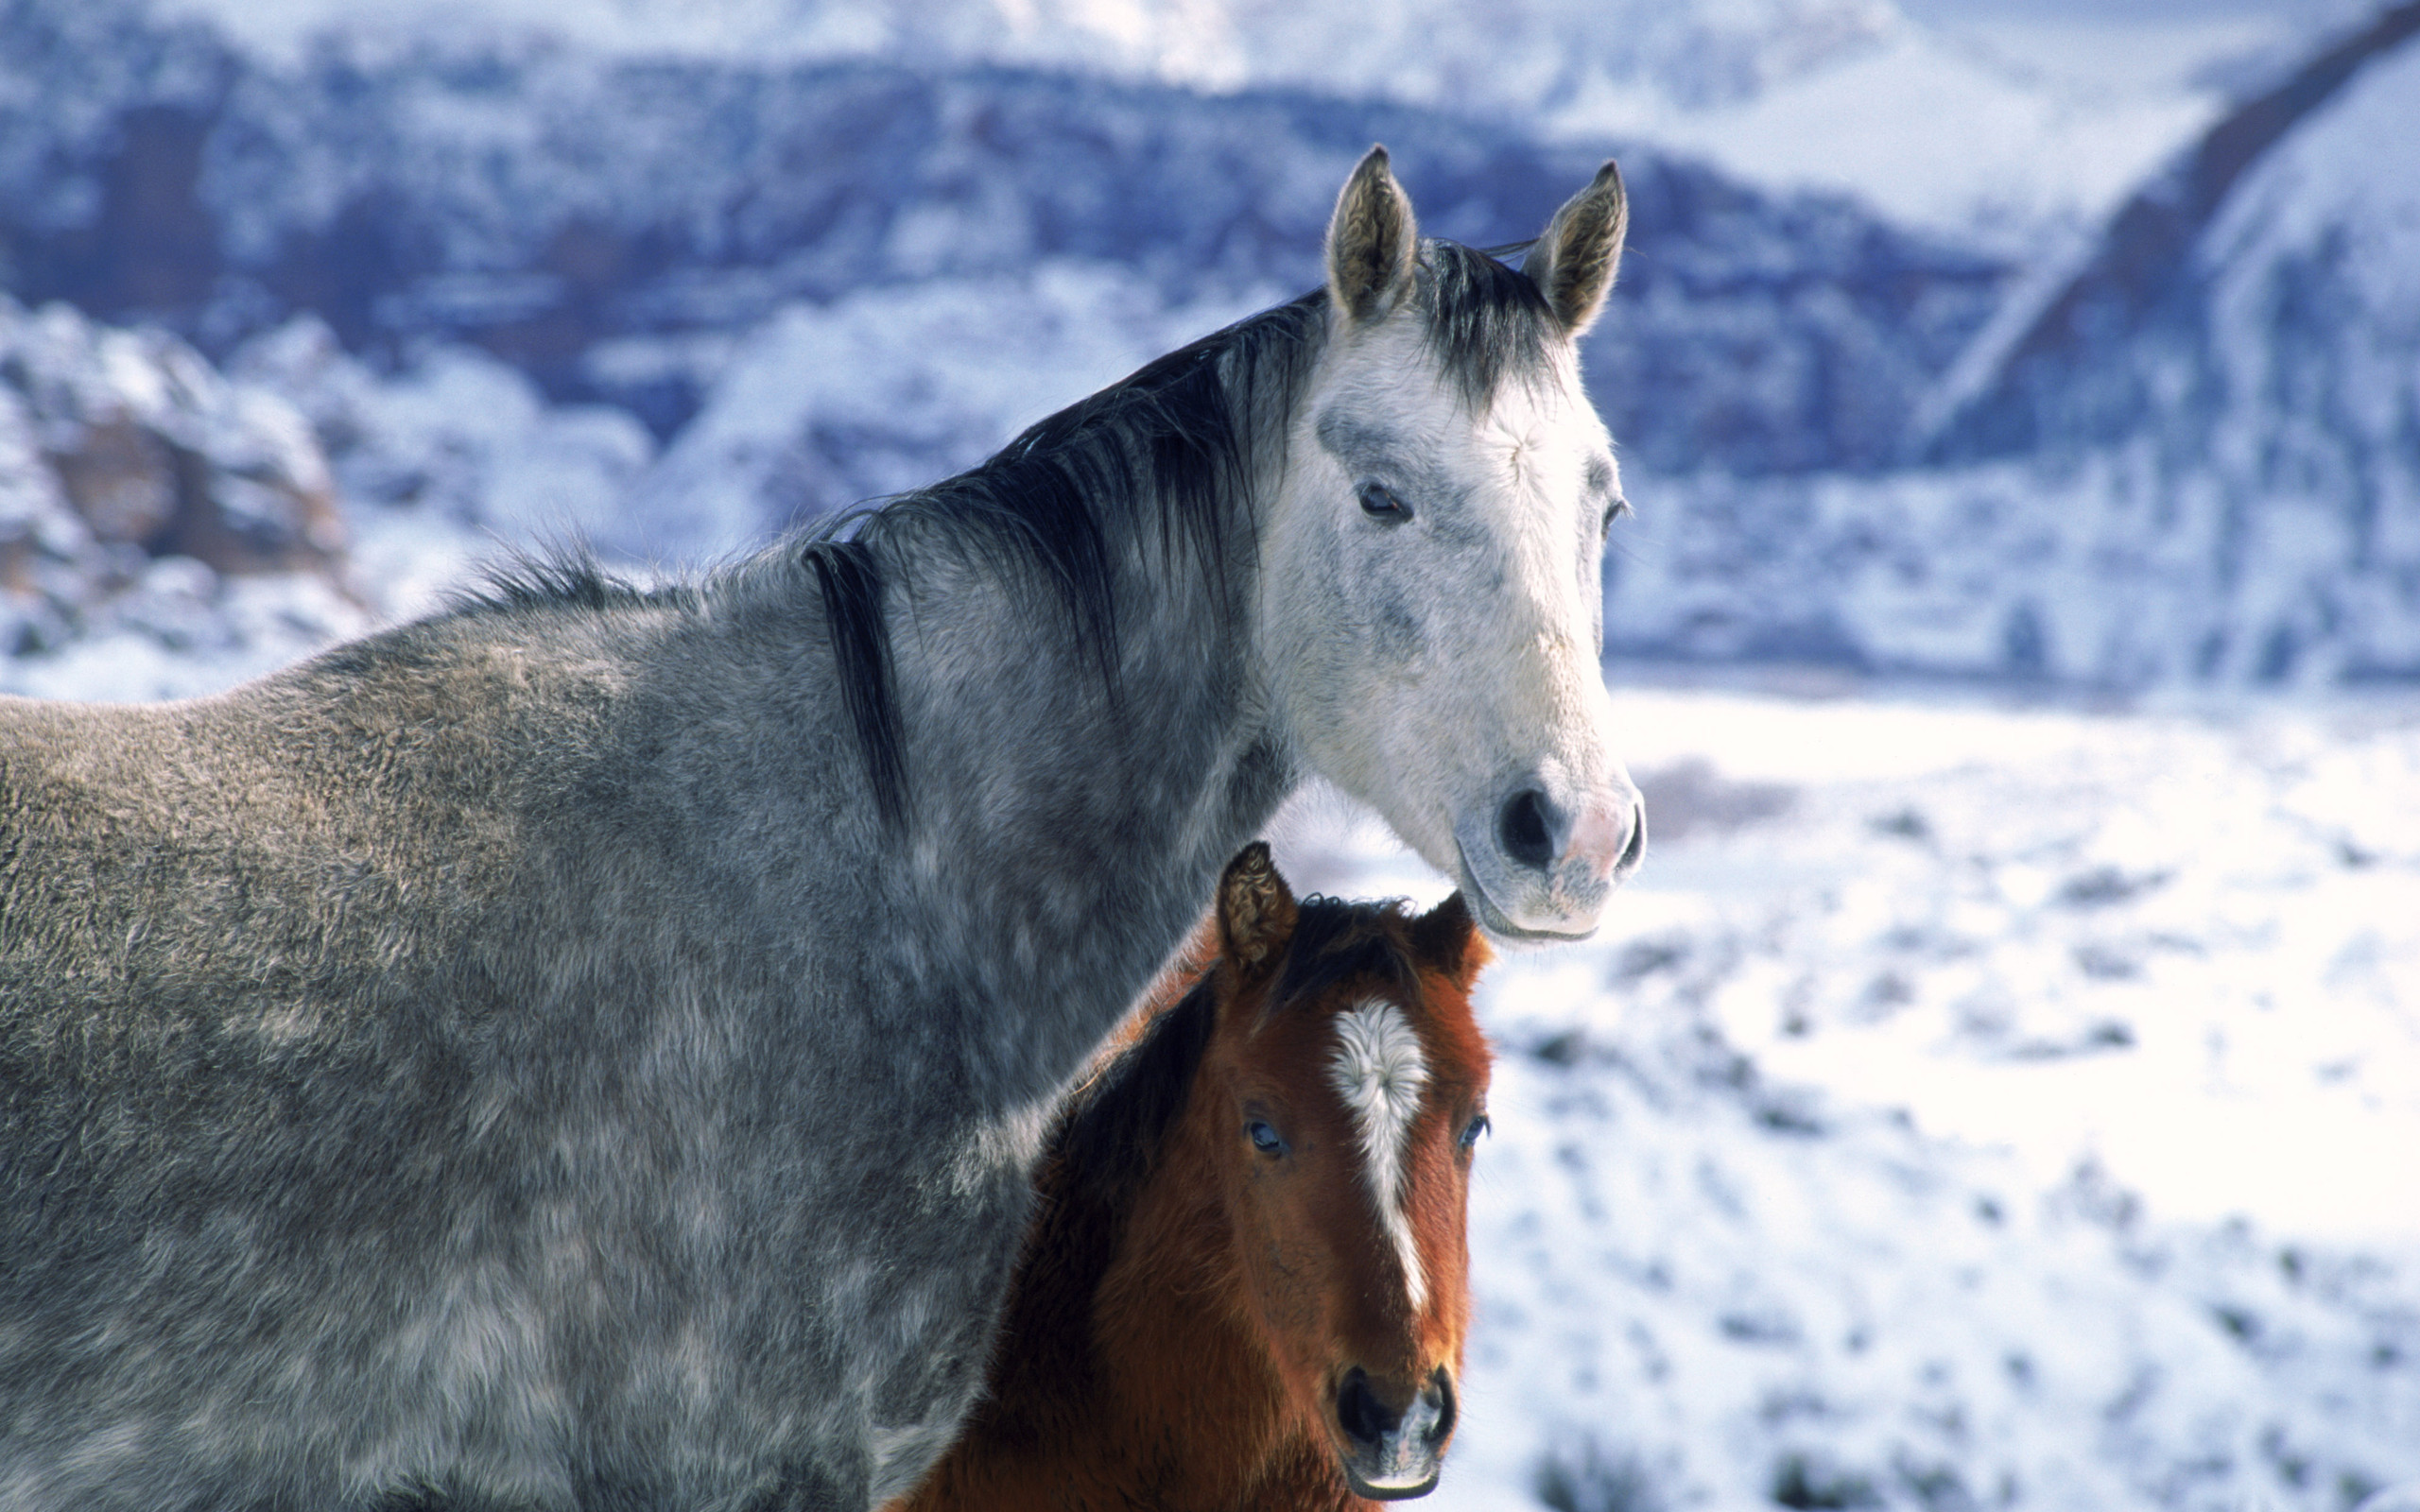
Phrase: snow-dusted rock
[{"left": 0, "top": 297, "right": 350, "bottom": 674}]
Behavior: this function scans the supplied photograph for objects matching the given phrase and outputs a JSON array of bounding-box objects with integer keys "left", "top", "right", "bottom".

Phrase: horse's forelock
[
  {"left": 1267, "top": 895, "right": 1421, "bottom": 1021},
  {"left": 1416, "top": 240, "right": 1562, "bottom": 412}
]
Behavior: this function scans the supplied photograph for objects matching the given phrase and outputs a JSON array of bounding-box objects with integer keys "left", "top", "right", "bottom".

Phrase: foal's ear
[
  {"left": 1326, "top": 145, "right": 1420, "bottom": 324},
  {"left": 1408, "top": 892, "right": 1489, "bottom": 985},
  {"left": 1522, "top": 160, "right": 1628, "bottom": 336},
  {"left": 1217, "top": 841, "right": 1298, "bottom": 971}
]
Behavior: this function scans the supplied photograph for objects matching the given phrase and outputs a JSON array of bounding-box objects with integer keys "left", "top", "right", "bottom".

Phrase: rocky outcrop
[{"left": 0, "top": 298, "right": 345, "bottom": 656}]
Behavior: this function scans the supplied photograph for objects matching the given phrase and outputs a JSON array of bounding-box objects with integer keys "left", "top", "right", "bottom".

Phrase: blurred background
[{"left": 4, "top": 0, "right": 2416, "bottom": 1504}]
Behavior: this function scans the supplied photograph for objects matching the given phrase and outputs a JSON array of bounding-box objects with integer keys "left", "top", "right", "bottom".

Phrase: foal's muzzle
[{"left": 1336, "top": 1366, "right": 1457, "bottom": 1500}]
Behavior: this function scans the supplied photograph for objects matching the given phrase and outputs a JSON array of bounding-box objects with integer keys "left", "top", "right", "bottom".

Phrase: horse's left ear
[
  {"left": 1408, "top": 892, "right": 1489, "bottom": 985},
  {"left": 1522, "top": 159, "right": 1628, "bottom": 336},
  {"left": 1217, "top": 841, "right": 1298, "bottom": 972},
  {"left": 1326, "top": 145, "right": 1420, "bottom": 324}
]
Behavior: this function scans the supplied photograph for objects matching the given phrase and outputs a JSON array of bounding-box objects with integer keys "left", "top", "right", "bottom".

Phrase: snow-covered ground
[{"left": 1270, "top": 676, "right": 2420, "bottom": 1510}]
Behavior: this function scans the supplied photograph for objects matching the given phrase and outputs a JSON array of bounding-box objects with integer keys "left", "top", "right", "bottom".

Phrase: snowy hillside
[
  {"left": 139, "top": 0, "right": 2346, "bottom": 246},
  {"left": 1593, "top": 3, "right": 2420, "bottom": 688},
  {"left": 0, "top": 0, "right": 2011, "bottom": 483},
  {"left": 9, "top": 0, "right": 2420, "bottom": 694}
]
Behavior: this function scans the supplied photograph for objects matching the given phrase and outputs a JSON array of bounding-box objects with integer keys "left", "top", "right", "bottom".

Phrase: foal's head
[
  {"left": 1263, "top": 147, "right": 1646, "bottom": 943},
  {"left": 1187, "top": 843, "right": 1492, "bottom": 1500}
]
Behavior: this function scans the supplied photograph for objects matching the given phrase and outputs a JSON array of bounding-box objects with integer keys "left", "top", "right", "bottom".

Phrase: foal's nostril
[
  {"left": 1425, "top": 1366, "right": 1459, "bottom": 1447},
  {"left": 1337, "top": 1367, "right": 1404, "bottom": 1448},
  {"left": 1498, "top": 788, "right": 1557, "bottom": 871}
]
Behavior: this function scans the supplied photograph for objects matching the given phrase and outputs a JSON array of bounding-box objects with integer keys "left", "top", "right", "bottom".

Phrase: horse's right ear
[
  {"left": 1217, "top": 841, "right": 1297, "bottom": 973},
  {"left": 1326, "top": 145, "right": 1419, "bottom": 324},
  {"left": 1408, "top": 891, "right": 1489, "bottom": 985},
  {"left": 1522, "top": 159, "right": 1628, "bottom": 335}
]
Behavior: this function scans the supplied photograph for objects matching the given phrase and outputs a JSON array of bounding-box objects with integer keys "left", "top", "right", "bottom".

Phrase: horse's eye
[
  {"left": 1247, "top": 1120, "right": 1287, "bottom": 1156},
  {"left": 1357, "top": 481, "right": 1413, "bottom": 523},
  {"left": 1602, "top": 497, "right": 1632, "bottom": 529},
  {"left": 1459, "top": 1113, "right": 1491, "bottom": 1151}
]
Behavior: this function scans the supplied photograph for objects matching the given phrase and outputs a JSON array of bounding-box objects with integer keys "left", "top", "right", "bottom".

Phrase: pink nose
[{"left": 1496, "top": 785, "right": 1645, "bottom": 884}]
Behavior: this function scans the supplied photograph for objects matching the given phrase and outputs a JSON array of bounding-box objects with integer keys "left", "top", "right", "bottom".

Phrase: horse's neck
[{"left": 880, "top": 510, "right": 1289, "bottom": 1101}]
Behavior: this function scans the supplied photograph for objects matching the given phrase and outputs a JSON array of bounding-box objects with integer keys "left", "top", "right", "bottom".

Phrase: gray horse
[{"left": 0, "top": 149, "right": 1642, "bottom": 1510}]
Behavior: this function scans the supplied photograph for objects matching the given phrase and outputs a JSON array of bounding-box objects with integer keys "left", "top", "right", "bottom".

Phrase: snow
[
  {"left": 1269, "top": 677, "right": 2420, "bottom": 1509},
  {"left": 0, "top": 566, "right": 372, "bottom": 700}
]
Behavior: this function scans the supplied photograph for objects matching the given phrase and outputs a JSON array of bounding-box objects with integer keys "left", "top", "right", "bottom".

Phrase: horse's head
[
  {"left": 1263, "top": 148, "right": 1643, "bottom": 942},
  {"left": 1193, "top": 844, "right": 1493, "bottom": 1500}
]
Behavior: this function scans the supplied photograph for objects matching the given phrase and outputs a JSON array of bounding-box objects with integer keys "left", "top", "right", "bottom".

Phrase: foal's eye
[
  {"left": 1357, "top": 481, "right": 1413, "bottom": 523},
  {"left": 1459, "top": 1114, "right": 1491, "bottom": 1152},
  {"left": 1247, "top": 1120, "right": 1288, "bottom": 1156},
  {"left": 1601, "top": 497, "right": 1633, "bottom": 530}
]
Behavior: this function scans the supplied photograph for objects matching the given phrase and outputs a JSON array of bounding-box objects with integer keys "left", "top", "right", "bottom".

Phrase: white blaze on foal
[{"left": 1328, "top": 999, "right": 1431, "bottom": 1312}]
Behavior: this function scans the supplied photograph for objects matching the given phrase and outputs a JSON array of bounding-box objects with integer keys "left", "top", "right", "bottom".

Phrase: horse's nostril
[
  {"left": 1498, "top": 788, "right": 1556, "bottom": 871},
  {"left": 1336, "top": 1367, "right": 1403, "bottom": 1448},
  {"left": 1425, "top": 1366, "right": 1459, "bottom": 1447},
  {"left": 1616, "top": 797, "right": 1647, "bottom": 874}
]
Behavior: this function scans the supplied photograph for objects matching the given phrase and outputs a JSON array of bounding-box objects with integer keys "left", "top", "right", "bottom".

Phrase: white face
[{"left": 1261, "top": 304, "right": 1644, "bottom": 940}]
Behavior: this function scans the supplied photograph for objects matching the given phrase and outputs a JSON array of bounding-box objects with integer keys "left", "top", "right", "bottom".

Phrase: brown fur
[{"left": 895, "top": 846, "right": 1494, "bottom": 1512}]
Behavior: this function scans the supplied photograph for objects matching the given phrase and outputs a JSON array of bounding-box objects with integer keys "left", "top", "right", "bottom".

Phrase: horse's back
[{"left": 1, "top": 622, "right": 603, "bottom": 1020}]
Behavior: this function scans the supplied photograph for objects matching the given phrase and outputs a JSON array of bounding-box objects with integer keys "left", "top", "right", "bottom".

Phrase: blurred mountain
[
  {"left": 1931, "top": 0, "right": 2420, "bottom": 464},
  {"left": 1943, "top": 0, "right": 2420, "bottom": 682},
  {"left": 156, "top": 0, "right": 1900, "bottom": 114},
  {"left": 0, "top": 1, "right": 2010, "bottom": 482},
  {"left": 6, "top": 0, "right": 2418, "bottom": 689},
  {"left": 154, "top": 0, "right": 2346, "bottom": 248}
]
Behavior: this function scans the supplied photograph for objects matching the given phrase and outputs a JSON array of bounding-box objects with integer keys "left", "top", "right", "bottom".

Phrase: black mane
[
  {"left": 1420, "top": 239, "right": 1559, "bottom": 408},
  {"left": 799, "top": 289, "right": 1326, "bottom": 822},
  {"left": 1270, "top": 893, "right": 1421, "bottom": 1015},
  {"left": 445, "top": 549, "right": 701, "bottom": 620}
]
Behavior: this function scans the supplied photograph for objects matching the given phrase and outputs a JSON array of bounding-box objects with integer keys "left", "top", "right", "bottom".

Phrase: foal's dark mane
[
  {"left": 1056, "top": 896, "right": 1423, "bottom": 1211},
  {"left": 450, "top": 243, "right": 1557, "bottom": 823}
]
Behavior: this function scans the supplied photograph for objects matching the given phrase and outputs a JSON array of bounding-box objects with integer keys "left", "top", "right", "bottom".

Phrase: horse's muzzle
[
  {"left": 1453, "top": 766, "right": 1645, "bottom": 941},
  {"left": 1336, "top": 1366, "right": 1457, "bottom": 1500}
]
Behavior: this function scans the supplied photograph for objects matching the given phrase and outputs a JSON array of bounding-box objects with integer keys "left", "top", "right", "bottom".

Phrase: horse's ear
[
  {"left": 1326, "top": 145, "right": 1419, "bottom": 324},
  {"left": 1217, "top": 841, "right": 1297, "bottom": 972},
  {"left": 1522, "top": 159, "right": 1627, "bottom": 336},
  {"left": 1409, "top": 891, "right": 1489, "bottom": 985}
]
